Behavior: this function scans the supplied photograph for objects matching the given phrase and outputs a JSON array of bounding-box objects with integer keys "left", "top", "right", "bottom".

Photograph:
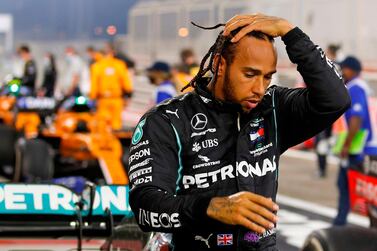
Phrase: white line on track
[
  {"left": 283, "top": 149, "right": 340, "bottom": 165},
  {"left": 277, "top": 194, "right": 369, "bottom": 227}
]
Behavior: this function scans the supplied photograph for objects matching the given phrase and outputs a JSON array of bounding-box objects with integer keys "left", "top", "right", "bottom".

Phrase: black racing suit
[
  {"left": 22, "top": 59, "right": 37, "bottom": 91},
  {"left": 127, "top": 27, "right": 350, "bottom": 250}
]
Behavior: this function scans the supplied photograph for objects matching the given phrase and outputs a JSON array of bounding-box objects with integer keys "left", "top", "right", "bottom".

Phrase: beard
[{"left": 222, "top": 66, "right": 238, "bottom": 104}]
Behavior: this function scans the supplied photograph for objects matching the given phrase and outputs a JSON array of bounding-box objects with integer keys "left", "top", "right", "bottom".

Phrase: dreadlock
[{"left": 181, "top": 21, "right": 274, "bottom": 92}]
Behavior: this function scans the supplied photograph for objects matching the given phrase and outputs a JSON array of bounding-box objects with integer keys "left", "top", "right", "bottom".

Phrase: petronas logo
[{"left": 132, "top": 119, "right": 146, "bottom": 145}]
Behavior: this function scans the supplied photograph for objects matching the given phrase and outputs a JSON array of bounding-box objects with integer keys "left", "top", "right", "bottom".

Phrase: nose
[{"left": 252, "top": 76, "right": 265, "bottom": 98}]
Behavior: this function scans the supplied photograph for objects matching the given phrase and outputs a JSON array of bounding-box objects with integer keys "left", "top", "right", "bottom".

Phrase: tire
[
  {"left": 0, "top": 124, "right": 17, "bottom": 166},
  {"left": 14, "top": 138, "right": 54, "bottom": 182},
  {"left": 302, "top": 227, "right": 377, "bottom": 251},
  {"left": 302, "top": 230, "right": 329, "bottom": 251}
]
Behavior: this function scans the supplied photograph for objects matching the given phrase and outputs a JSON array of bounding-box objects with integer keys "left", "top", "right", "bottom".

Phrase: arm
[
  {"left": 223, "top": 14, "right": 350, "bottom": 153},
  {"left": 89, "top": 64, "right": 98, "bottom": 99},
  {"left": 341, "top": 116, "right": 362, "bottom": 158},
  {"left": 128, "top": 113, "right": 212, "bottom": 232},
  {"left": 276, "top": 28, "right": 350, "bottom": 151}
]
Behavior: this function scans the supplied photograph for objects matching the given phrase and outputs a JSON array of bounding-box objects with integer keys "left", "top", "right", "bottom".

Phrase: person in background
[
  {"left": 39, "top": 52, "right": 57, "bottom": 97},
  {"left": 174, "top": 48, "right": 199, "bottom": 93},
  {"left": 334, "top": 56, "right": 373, "bottom": 225},
  {"left": 90, "top": 42, "right": 133, "bottom": 130},
  {"left": 86, "top": 46, "right": 103, "bottom": 66},
  {"left": 147, "top": 61, "right": 176, "bottom": 104},
  {"left": 59, "top": 46, "right": 85, "bottom": 98},
  {"left": 17, "top": 45, "right": 37, "bottom": 92}
]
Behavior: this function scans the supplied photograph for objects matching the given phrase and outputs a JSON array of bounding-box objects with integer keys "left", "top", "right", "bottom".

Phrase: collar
[{"left": 194, "top": 77, "right": 274, "bottom": 117}]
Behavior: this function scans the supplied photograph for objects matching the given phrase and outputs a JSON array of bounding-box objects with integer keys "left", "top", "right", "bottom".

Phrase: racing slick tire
[
  {"left": 14, "top": 138, "right": 54, "bottom": 182},
  {"left": 302, "top": 226, "right": 377, "bottom": 251},
  {"left": 0, "top": 124, "right": 17, "bottom": 177}
]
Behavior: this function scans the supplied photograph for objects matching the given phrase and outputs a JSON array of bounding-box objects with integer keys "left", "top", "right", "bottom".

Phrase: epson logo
[
  {"left": 139, "top": 209, "right": 181, "bottom": 228},
  {"left": 129, "top": 148, "right": 151, "bottom": 165},
  {"left": 182, "top": 156, "right": 277, "bottom": 189}
]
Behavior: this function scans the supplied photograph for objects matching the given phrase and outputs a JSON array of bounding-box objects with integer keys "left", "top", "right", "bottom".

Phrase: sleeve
[
  {"left": 89, "top": 64, "right": 99, "bottom": 99},
  {"left": 277, "top": 27, "right": 351, "bottom": 152},
  {"left": 127, "top": 113, "right": 212, "bottom": 232},
  {"left": 348, "top": 87, "right": 365, "bottom": 118}
]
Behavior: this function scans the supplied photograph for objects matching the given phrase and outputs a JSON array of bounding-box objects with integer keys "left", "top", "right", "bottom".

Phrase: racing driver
[{"left": 127, "top": 14, "right": 350, "bottom": 250}]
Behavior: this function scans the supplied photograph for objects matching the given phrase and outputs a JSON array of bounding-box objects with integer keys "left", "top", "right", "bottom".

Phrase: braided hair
[{"left": 181, "top": 22, "right": 274, "bottom": 92}]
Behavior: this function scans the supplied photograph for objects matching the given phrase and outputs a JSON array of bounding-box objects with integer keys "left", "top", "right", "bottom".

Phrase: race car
[
  {"left": 0, "top": 76, "right": 56, "bottom": 179},
  {"left": 302, "top": 155, "right": 377, "bottom": 251},
  {"left": 0, "top": 182, "right": 148, "bottom": 251},
  {"left": 13, "top": 95, "right": 133, "bottom": 186}
]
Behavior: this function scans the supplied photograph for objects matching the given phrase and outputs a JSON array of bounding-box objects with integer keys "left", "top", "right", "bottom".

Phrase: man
[
  {"left": 59, "top": 47, "right": 85, "bottom": 97},
  {"left": 127, "top": 14, "right": 350, "bottom": 250},
  {"left": 147, "top": 61, "right": 177, "bottom": 104},
  {"left": 17, "top": 45, "right": 37, "bottom": 92},
  {"left": 333, "top": 56, "right": 373, "bottom": 225},
  {"left": 86, "top": 46, "right": 103, "bottom": 66},
  {"left": 90, "top": 42, "right": 133, "bottom": 130},
  {"left": 174, "top": 48, "right": 199, "bottom": 93}
]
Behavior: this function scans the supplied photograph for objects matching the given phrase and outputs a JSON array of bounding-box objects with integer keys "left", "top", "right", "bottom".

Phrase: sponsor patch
[
  {"left": 129, "top": 167, "right": 152, "bottom": 182},
  {"left": 166, "top": 109, "right": 179, "bottom": 119},
  {"left": 191, "top": 113, "right": 208, "bottom": 130},
  {"left": 129, "top": 158, "right": 153, "bottom": 172},
  {"left": 129, "top": 148, "right": 151, "bottom": 165},
  {"left": 191, "top": 128, "right": 216, "bottom": 138},
  {"left": 138, "top": 208, "right": 181, "bottom": 228},
  {"left": 130, "top": 140, "right": 149, "bottom": 152},
  {"left": 132, "top": 119, "right": 146, "bottom": 145},
  {"left": 217, "top": 234, "right": 233, "bottom": 246},
  {"left": 133, "top": 176, "right": 152, "bottom": 186}
]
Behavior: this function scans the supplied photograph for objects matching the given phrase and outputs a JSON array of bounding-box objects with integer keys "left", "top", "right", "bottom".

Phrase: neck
[{"left": 207, "top": 77, "right": 225, "bottom": 101}]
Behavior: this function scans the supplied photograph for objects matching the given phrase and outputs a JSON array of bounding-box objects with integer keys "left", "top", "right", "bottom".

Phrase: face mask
[
  {"left": 43, "top": 58, "right": 51, "bottom": 68},
  {"left": 65, "top": 54, "right": 73, "bottom": 64}
]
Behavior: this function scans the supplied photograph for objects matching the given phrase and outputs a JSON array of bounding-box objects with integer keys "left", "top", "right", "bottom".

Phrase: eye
[
  {"left": 264, "top": 75, "right": 273, "bottom": 80},
  {"left": 244, "top": 73, "right": 255, "bottom": 78}
]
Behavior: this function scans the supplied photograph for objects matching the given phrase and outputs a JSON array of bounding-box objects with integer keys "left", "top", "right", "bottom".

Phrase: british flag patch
[{"left": 217, "top": 234, "right": 233, "bottom": 246}]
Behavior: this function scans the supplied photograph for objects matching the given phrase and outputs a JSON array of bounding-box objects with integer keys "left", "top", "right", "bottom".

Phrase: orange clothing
[
  {"left": 97, "top": 98, "right": 124, "bottom": 130},
  {"left": 90, "top": 56, "right": 133, "bottom": 99}
]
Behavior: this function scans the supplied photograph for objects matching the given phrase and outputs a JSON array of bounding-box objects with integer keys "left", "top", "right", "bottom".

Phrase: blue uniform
[
  {"left": 156, "top": 81, "right": 176, "bottom": 104},
  {"left": 345, "top": 78, "right": 375, "bottom": 156}
]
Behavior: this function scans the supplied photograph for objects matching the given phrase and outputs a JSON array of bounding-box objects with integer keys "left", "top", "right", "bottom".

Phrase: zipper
[{"left": 237, "top": 112, "right": 241, "bottom": 132}]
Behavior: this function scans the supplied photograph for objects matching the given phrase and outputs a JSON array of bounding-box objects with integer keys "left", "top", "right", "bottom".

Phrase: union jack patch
[{"left": 217, "top": 234, "right": 233, "bottom": 246}]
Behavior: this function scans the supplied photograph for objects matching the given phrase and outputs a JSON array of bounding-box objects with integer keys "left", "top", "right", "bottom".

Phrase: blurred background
[{"left": 0, "top": 0, "right": 377, "bottom": 250}]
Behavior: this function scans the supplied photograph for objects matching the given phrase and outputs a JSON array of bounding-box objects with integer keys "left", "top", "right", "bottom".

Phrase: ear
[{"left": 212, "top": 54, "right": 227, "bottom": 77}]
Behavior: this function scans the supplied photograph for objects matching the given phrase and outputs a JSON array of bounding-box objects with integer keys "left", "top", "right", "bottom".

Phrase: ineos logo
[{"left": 191, "top": 113, "right": 208, "bottom": 130}]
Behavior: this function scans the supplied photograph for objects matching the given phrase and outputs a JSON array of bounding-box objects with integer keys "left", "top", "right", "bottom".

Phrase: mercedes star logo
[{"left": 191, "top": 113, "right": 208, "bottom": 130}]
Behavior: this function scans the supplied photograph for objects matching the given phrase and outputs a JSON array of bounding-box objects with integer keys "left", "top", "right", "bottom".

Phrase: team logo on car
[
  {"left": 191, "top": 113, "right": 207, "bottom": 130},
  {"left": 132, "top": 119, "right": 146, "bottom": 145}
]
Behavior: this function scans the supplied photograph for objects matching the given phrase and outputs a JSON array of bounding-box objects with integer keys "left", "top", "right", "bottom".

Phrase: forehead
[{"left": 231, "top": 36, "right": 277, "bottom": 70}]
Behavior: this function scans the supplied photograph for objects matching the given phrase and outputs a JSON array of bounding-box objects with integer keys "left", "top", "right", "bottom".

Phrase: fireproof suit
[{"left": 127, "top": 27, "right": 351, "bottom": 250}]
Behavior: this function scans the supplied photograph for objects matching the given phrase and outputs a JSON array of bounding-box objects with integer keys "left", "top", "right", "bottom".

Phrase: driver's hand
[
  {"left": 223, "top": 13, "right": 294, "bottom": 42},
  {"left": 207, "top": 191, "right": 278, "bottom": 234}
]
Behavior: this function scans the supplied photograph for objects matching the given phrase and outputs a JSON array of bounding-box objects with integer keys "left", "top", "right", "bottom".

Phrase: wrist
[{"left": 278, "top": 19, "right": 294, "bottom": 37}]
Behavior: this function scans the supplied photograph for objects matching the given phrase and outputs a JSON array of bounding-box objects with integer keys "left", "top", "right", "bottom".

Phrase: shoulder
[{"left": 143, "top": 92, "right": 196, "bottom": 120}]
